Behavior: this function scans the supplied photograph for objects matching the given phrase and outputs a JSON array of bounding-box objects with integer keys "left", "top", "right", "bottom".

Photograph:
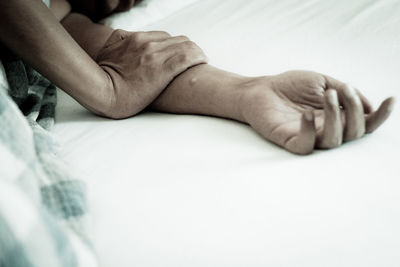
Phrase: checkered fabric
[{"left": 0, "top": 55, "right": 97, "bottom": 266}]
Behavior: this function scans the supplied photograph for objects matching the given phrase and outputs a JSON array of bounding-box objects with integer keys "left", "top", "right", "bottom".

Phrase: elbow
[
  {"left": 94, "top": 104, "right": 131, "bottom": 120},
  {"left": 96, "top": 99, "right": 141, "bottom": 120},
  {"left": 83, "top": 94, "right": 129, "bottom": 120},
  {"left": 89, "top": 85, "right": 144, "bottom": 120},
  {"left": 100, "top": 110, "right": 132, "bottom": 120}
]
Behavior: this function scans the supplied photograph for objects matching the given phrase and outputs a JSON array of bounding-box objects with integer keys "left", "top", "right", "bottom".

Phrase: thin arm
[
  {"left": 60, "top": 12, "right": 248, "bottom": 122},
  {"left": 0, "top": 0, "right": 113, "bottom": 115}
]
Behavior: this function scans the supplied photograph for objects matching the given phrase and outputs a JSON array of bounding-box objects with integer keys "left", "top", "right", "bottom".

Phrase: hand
[
  {"left": 96, "top": 30, "right": 207, "bottom": 119},
  {"left": 241, "top": 71, "right": 395, "bottom": 154}
]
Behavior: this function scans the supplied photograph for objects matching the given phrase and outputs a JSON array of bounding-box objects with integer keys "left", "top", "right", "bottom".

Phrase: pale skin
[{"left": 0, "top": 0, "right": 395, "bottom": 155}]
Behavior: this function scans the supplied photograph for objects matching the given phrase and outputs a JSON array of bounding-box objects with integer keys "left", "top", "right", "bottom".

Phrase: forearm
[
  {"left": 61, "top": 12, "right": 113, "bottom": 59},
  {"left": 61, "top": 14, "right": 212, "bottom": 119},
  {"left": 58, "top": 12, "right": 246, "bottom": 122},
  {"left": 0, "top": 0, "right": 112, "bottom": 115},
  {"left": 150, "top": 64, "right": 249, "bottom": 122}
]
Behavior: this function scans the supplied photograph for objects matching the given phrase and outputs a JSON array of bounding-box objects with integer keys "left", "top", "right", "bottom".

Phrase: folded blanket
[{"left": 0, "top": 55, "right": 97, "bottom": 266}]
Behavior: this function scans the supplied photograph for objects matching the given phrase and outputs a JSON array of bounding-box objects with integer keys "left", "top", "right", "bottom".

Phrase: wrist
[
  {"left": 237, "top": 75, "right": 274, "bottom": 124},
  {"left": 151, "top": 64, "right": 251, "bottom": 122},
  {"left": 77, "top": 67, "right": 116, "bottom": 118}
]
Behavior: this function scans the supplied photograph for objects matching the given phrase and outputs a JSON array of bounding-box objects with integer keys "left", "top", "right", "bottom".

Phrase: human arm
[
  {"left": 0, "top": 0, "right": 113, "bottom": 116},
  {"left": 0, "top": 0, "right": 206, "bottom": 118},
  {"left": 150, "top": 66, "right": 394, "bottom": 154},
  {"left": 59, "top": 14, "right": 394, "bottom": 154},
  {"left": 61, "top": 12, "right": 208, "bottom": 118},
  {"left": 37, "top": 2, "right": 394, "bottom": 154}
]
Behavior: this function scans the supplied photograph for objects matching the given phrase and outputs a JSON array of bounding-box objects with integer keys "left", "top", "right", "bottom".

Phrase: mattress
[{"left": 53, "top": 0, "right": 400, "bottom": 266}]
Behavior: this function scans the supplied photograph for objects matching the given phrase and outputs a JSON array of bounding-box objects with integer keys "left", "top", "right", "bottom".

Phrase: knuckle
[
  {"left": 130, "top": 31, "right": 144, "bottom": 43},
  {"left": 176, "top": 35, "right": 190, "bottom": 42},
  {"left": 113, "top": 29, "right": 127, "bottom": 39},
  {"left": 181, "top": 42, "right": 202, "bottom": 59},
  {"left": 197, "top": 52, "right": 208, "bottom": 62},
  {"left": 183, "top": 40, "right": 197, "bottom": 49},
  {"left": 143, "top": 41, "right": 157, "bottom": 51},
  {"left": 104, "top": 29, "right": 129, "bottom": 48},
  {"left": 158, "top": 31, "right": 171, "bottom": 37},
  {"left": 177, "top": 40, "right": 196, "bottom": 51}
]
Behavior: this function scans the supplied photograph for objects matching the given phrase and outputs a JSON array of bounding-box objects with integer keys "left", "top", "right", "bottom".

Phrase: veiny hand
[
  {"left": 96, "top": 29, "right": 207, "bottom": 119},
  {"left": 241, "top": 71, "right": 395, "bottom": 154}
]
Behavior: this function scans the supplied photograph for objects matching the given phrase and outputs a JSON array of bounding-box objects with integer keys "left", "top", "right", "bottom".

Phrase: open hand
[{"left": 241, "top": 71, "right": 395, "bottom": 154}]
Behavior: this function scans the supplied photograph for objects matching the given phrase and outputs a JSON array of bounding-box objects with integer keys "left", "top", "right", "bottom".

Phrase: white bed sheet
[{"left": 54, "top": 0, "right": 400, "bottom": 266}]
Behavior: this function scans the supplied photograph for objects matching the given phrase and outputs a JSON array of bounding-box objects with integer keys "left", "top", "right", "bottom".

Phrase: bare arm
[
  {"left": 0, "top": 0, "right": 206, "bottom": 118},
  {"left": 0, "top": 0, "right": 113, "bottom": 116},
  {"left": 62, "top": 13, "right": 208, "bottom": 118},
  {"left": 58, "top": 14, "right": 244, "bottom": 121},
  {"left": 152, "top": 66, "right": 394, "bottom": 154},
  {"left": 33, "top": 5, "right": 394, "bottom": 154},
  {"left": 150, "top": 64, "right": 247, "bottom": 122},
  {"left": 59, "top": 11, "right": 394, "bottom": 154}
]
